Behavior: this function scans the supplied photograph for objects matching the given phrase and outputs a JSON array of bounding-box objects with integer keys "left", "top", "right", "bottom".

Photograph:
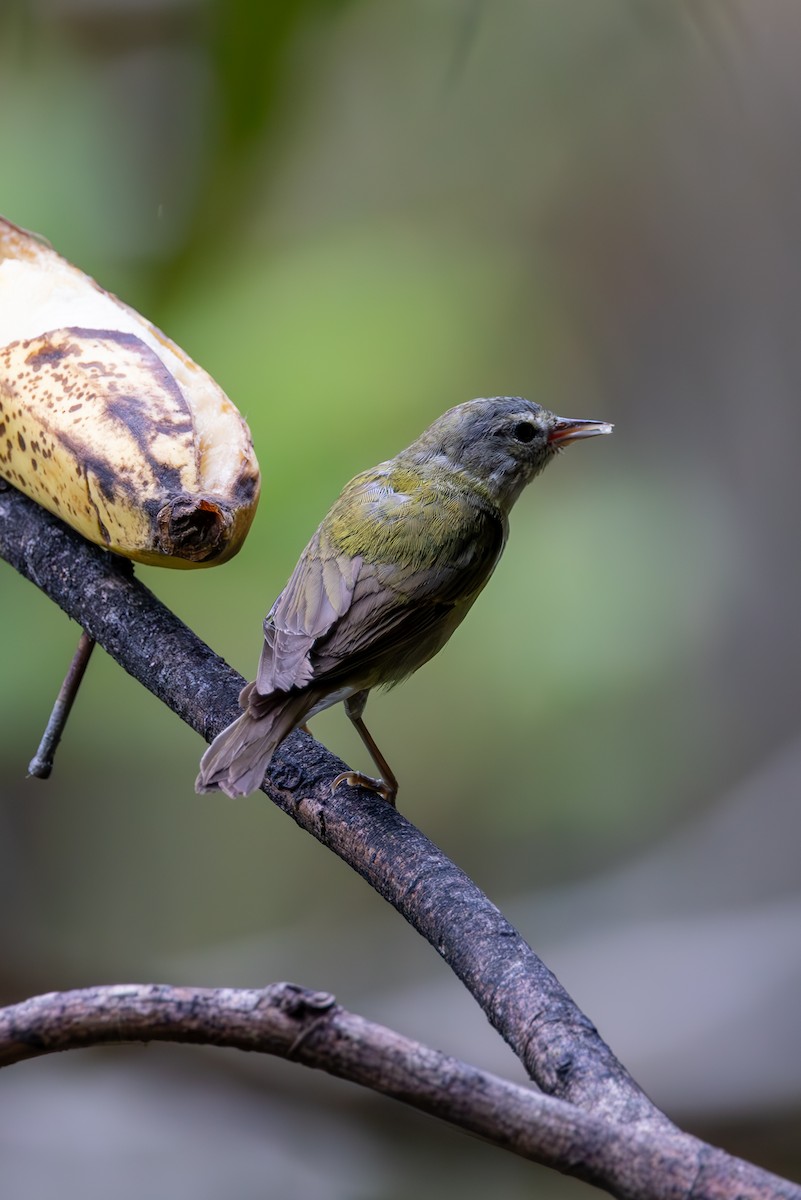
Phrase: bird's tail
[{"left": 195, "top": 683, "right": 313, "bottom": 798}]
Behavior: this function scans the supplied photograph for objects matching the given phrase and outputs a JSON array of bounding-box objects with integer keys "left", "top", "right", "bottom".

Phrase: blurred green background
[{"left": 2, "top": 1, "right": 800, "bottom": 1196}]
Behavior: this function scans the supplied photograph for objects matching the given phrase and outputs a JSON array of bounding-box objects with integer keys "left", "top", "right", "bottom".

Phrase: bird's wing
[
  {"left": 255, "top": 467, "right": 505, "bottom": 696},
  {"left": 255, "top": 522, "right": 362, "bottom": 694},
  {"left": 306, "top": 557, "right": 463, "bottom": 687}
]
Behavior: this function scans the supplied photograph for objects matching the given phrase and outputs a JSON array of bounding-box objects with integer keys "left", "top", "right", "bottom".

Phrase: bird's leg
[{"left": 332, "top": 690, "right": 398, "bottom": 806}]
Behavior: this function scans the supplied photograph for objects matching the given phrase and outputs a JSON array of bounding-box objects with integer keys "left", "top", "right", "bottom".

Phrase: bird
[{"left": 196, "top": 396, "right": 612, "bottom": 803}]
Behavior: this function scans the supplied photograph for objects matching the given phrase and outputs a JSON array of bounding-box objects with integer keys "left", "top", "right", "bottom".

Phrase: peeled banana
[{"left": 0, "top": 216, "right": 260, "bottom": 568}]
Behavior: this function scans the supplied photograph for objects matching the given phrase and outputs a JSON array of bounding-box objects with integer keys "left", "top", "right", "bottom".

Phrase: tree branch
[
  {"left": 2, "top": 483, "right": 799, "bottom": 1200},
  {"left": 0, "top": 981, "right": 795, "bottom": 1200}
]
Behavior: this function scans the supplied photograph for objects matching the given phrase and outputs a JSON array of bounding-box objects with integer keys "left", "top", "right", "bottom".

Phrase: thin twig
[{"left": 28, "top": 629, "right": 96, "bottom": 778}]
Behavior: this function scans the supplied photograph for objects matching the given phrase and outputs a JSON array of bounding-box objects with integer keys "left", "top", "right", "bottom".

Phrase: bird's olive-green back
[{"left": 327, "top": 461, "right": 505, "bottom": 581}]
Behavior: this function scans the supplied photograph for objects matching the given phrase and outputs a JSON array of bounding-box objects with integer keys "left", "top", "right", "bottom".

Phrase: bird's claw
[{"left": 331, "top": 770, "right": 397, "bottom": 807}]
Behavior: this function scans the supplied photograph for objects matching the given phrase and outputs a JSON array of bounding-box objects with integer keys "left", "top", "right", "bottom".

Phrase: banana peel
[
  {"left": 0, "top": 216, "right": 261, "bottom": 568},
  {"left": 0, "top": 215, "right": 262, "bottom": 780}
]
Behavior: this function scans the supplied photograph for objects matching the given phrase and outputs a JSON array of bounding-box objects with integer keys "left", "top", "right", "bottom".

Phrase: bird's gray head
[{"left": 402, "top": 396, "right": 612, "bottom": 512}]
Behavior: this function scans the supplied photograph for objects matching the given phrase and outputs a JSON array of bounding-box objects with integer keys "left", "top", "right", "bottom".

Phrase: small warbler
[{"left": 196, "top": 396, "right": 612, "bottom": 803}]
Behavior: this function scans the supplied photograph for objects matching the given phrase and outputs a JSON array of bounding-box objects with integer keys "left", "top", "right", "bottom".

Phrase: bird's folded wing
[
  {"left": 255, "top": 524, "right": 362, "bottom": 693},
  {"left": 255, "top": 470, "right": 505, "bottom": 697}
]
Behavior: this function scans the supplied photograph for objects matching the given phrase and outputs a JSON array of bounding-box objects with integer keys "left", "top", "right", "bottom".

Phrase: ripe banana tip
[{"left": 155, "top": 491, "right": 255, "bottom": 565}]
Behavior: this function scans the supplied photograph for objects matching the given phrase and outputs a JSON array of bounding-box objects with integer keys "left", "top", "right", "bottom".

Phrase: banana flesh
[{"left": 0, "top": 217, "right": 260, "bottom": 567}]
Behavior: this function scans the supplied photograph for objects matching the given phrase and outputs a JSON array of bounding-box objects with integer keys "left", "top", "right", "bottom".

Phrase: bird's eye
[{"left": 512, "top": 421, "right": 536, "bottom": 444}]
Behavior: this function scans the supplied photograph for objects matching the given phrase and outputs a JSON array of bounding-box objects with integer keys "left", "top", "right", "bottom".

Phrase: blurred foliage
[{"left": 2, "top": 1, "right": 801, "bottom": 1196}]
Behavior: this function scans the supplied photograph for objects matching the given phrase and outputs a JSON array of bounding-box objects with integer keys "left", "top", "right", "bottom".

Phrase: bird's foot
[{"left": 331, "top": 770, "right": 397, "bottom": 807}]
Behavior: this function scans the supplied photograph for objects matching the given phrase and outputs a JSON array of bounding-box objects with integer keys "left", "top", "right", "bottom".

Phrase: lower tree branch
[
  {"left": 1, "top": 483, "right": 799, "bottom": 1199},
  {"left": 0, "top": 982, "right": 795, "bottom": 1200},
  {"left": 0, "top": 981, "right": 695, "bottom": 1197}
]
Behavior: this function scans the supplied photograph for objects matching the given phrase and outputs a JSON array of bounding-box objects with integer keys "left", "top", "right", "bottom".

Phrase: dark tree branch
[
  {"left": 0, "top": 484, "right": 645, "bottom": 1120},
  {"left": 1, "top": 483, "right": 799, "bottom": 1200}
]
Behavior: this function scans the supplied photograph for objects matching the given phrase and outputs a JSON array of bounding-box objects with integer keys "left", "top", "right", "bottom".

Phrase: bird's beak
[{"left": 548, "top": 417, "right": 614, "bottom": 446}]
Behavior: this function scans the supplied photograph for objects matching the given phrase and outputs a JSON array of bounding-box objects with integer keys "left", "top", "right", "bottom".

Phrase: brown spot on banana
[{"left": 0, "top": 216, "right": 261, "bottom": 568}]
